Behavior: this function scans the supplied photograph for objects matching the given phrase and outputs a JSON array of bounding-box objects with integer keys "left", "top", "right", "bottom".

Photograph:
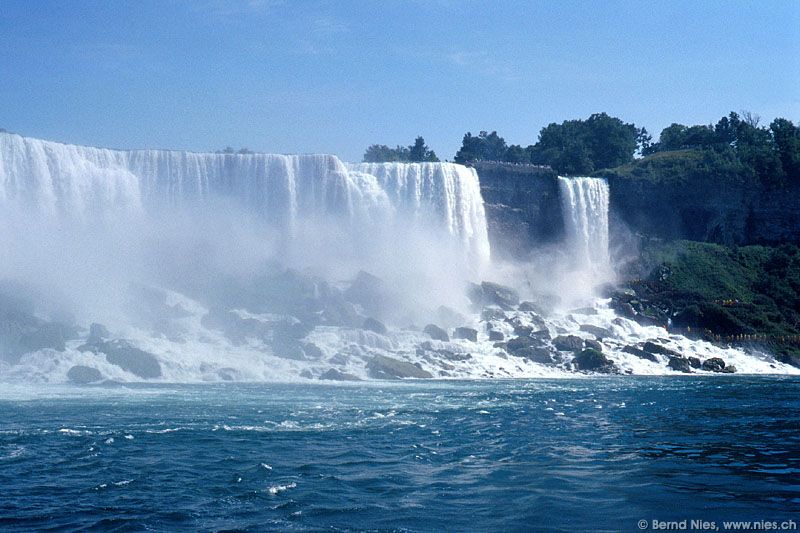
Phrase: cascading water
[
  {"left": 0, "top": 132, "right": 490, "bottom": 266},
  {"left": 557, "top": 176, "right": 611, "bottom": 275}
]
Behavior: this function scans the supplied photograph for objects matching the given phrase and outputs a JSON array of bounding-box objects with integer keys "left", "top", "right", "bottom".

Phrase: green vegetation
[
  {"left": 627, "top": 240, "right": 800, "bottom": 363},
  {"left": 453, "top": 113, "right": 648, "bottom": 174},
  {"left": 363, "top": 136, "right": 439, "bottom": 163},
  {"left": 447, "top": 111, "right": 799, "bottom": 188},
  {"left": 217, "top": 147, "right": 254, "bottom": 154},
  {"left": 600, "top": 112, "right": 800, "bottom": 190}
]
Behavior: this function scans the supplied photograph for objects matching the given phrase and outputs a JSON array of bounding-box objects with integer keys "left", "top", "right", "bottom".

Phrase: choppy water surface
[{"left": 1, "top": 377, "right": 798, "bottom": 531}]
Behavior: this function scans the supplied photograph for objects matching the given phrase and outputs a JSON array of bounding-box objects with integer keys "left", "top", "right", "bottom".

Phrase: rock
[
  {"left": 573, "top": 348, "right": 618, "bottom": 373},
  {"left": 488, "top": 330, "right": 504, "bottom": 341},
  {"left": 584, "top": 339, "right": 603, "bottom": 352},
  {"left": 530, "top": 329, "right": 551, "bottom": 341},
  {"left": 362, "top": 317, "right": 387, "bottom": 335},
  {"left": 453, "top": 327, "right": 478, "bottom": 342},
  {"left": 469, "top": 282, "right": 520, "bottom": 309},
  {"left": 319, "top": 368, "right": 361, "bottom": 381},
  {"left": 579, "top": 324, "right": 613, "bottom": 339},
  {"left": 721, "top": 365, "right": 737, "bottom": 373},
  {"left": 367, "top": 355, "right": 432, "bottom": 379},
  {"left": 570, "top": 307, "right": 598, "bottom": 316},
  {"left": 67, "top": 365, "right": 103, "bottom": 384},
  {"left": 622, "top": 345, "right": 659, "bottom": 362},
  {"left": 505, "top": 336, "right": 536, "bottom": 355},
  {"left": 343, "top": 271, "right": 387, "bottom": 317},
  {"left": 88, "top": 323, "right": 110, "bottom": 343},
  {"left": 702, "top": 357, "right": 726, "bottom": 372},
  {"left": 610, "top": 288, "right": 637, "bottom": 302},
  {"left": 481, "top": 307, "right": 507, "bottom": 321},
  {"left": 642, "top": 341, "right": 681, "bottom": 358},
  {"left": 436, "top": 306, "right": 465, "bottom": 328},
  {"left": 19, "top": 323, "right": 67, "bottom": 353},
  {"left": 616, "top": 302, "right": 637, "bottom": 319},
  {"left": 94, "top": 340, "right": 161, "bottom": 379},
  {"left": 517, "top": 346, "right": 555, "bottom": 364},
  {"left": 513, "top": 325, "right": 534, "bottom": 337},
  {"left": 518, "top": 301, "right": 545, "bottom": 314},
  {"left": 300, "top": 342, "right": 324, "bottom": 360},
  {"left": 423, "top": 324, "right": 449, "bottom": 342},
  {"left": 687, "top": 356, "right": 701, "bottom": 369},
  {"left": 553, "top": 335, "right": 584, "bottom": 352},
  {"left": 667, "top": 357, "right": 692, "bottom": 373}
]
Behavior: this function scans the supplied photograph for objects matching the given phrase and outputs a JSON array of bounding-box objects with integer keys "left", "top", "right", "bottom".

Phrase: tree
[
  {"left": 362, "top": 136, "right": 438, "bottom": 163},
  {"left": 407, "top": 136, "right": 439, "bottom": 162},
  {"left": 454, "top": 131, "right": 508, "bottom": 163},
  {"left": 526, "top": 113, "right": 640, "bottom": 174},
  {"left": 770, "top": 118, "right": 800, "bottom": 181}
]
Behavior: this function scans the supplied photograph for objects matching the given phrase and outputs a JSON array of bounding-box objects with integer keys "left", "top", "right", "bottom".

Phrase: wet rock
[
  {"left": 667, "top": 357, "right": 692, "bottom": 373},
  {"left": 299, "top": 369, "right": 313, "bottom": 379},
  {"left": 423, "top": 324, "right": 449, "bottom": 342},
  {"left": 201, "top": 308, "right": 263, "bottom": 345},
  {"left": 584, "top": 339, "right": 603, "bottom": 352},
  {"left": 272, "top": 338, "right": 323, "bottom": 361},
  {"left": 367, "top": 355, "right": 432, "bottom": 379},
  {"left": 362, "top": 317, "right": 387, "bottom": 335},
  {"left": 642, "top": 341, "right": 681, "bottom": 358},
  {"left": 687, "top": 356, "right": 701, "bottom": 369},
  {"left": 702, "top": 357, "right": 726, "bottom": 372},
  {"left": 614, "top": 302, "right": 637, "bottom": 319},
  {"left": 488, "top": 330, "right": 504, "bottom": 341},
  {"left": 518, "top": 301, "right": 543, "bottom": 314},
  {"left": 517, "top": 346, "right": 556, "bottom": 364},
  {"left": 721, "top": 365, "right": 737, "bottom": 373},
  {"left": 513, "top": 324, "right": 534, "bottom": 337},
  {"left": 570, "top": 307, "right": 598, "bottom": 316},
  {"left": 67, "top": 365, "right": 103, "bottom": 384},
  {"left": 216, "top": 368, "right": 238, "bottom": 381},
  {"left": 530, "top": 329, "right": 551, "bottom": 341},
  {"left": 610, "top": 287, "right": 637, "bottom": 302},
  {"left": 622, "top": 345, "right": 659, "bottom": 362},
  {"left": 437, "top": 306, "right": 465, "bottom": 328},
  {"left": 88, "top": 323, "right": 110, "bottom": 343},
  {"left": 505, "top": 336, "right": 536, "bottom": 355},
  {"left": 319, "top": 368, "right": 361, "bottom": 381},
  {"left": 553, "top": 335, "right": 584, "bottom": 352},
  {"left": 573, "top": 348, "right": 618, "bottom": 373},
  {"left": 85, "top": 339, "right": 162, "bottom": 379},
  {"left": 453, "top": 327, "right": 478, "bottom": 342},
  {"left": 579, "top": 324, "right": 613, "bottom": 339},
  {"left": 469, "top": 282, "right": 520, "bottom": 309},
  {"left": 343, "top": 271, "right": 387, "bottom": 318},
  {"left": 481, "top": 307, "right": 507, "bottom": 321}
]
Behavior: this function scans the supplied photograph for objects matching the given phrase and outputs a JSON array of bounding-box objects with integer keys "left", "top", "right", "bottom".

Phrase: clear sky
[{"left": 1, "top": 0, "right": 798, "bottom": 161}]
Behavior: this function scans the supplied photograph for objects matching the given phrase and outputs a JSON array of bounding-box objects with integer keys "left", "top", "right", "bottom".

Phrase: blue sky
[{"left": 1, "top": 0, "right": 798, "bottom": 161}]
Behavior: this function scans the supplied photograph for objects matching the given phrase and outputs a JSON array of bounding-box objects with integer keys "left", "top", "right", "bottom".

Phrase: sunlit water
[{"left": 1, "top": 377, "right": 797, "bottom": 531}]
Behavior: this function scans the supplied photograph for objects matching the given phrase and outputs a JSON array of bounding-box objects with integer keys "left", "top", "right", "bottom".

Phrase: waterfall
[
  {"left": 0, "top": 132, "right": 490, "bottom": 266},
  {"left": 557, "top": 176, "right": 610, "bottom": 272}
]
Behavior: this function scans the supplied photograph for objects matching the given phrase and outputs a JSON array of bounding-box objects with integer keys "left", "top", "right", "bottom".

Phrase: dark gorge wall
[
  {"left": 473, "top": 162, "right": 564, "bottom": 259},
  {"left": 605, "top": 175, "right": 800, "bottom": 246},
  {"left": 475, "top": 160, "right": 800, "bottom": 259}
]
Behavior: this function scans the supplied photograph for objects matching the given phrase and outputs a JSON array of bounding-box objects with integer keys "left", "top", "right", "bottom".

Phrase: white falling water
[
  {"left": 0, "top": 132, "right": 490, "bottom": 266},
  {"left": 557, "top": 176, "right": 611, "bottom": 274}
]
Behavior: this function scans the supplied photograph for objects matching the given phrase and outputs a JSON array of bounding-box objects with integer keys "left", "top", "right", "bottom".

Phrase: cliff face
[
  {"left": 473, "top": 162, "right": 564, "bottom": 259},
  {"left": 475, "top": 156, "right": 800, "bottom": 260},
  {"left": 606, "top": 175, "right": 800, "bottom": 246}
]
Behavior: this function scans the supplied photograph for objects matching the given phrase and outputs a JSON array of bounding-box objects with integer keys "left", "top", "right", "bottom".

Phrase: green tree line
[{"left": 361, "top": 111, "right": 800, "bottom": 187}]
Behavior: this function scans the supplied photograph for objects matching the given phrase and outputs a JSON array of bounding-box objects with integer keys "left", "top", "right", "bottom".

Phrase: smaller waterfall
[{"left": 557, "top": 176, "right": 610, "bottom": 273}]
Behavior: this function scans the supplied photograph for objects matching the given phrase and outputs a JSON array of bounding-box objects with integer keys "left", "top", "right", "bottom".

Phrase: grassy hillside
[{"left": 621, "top": 240, "right": 800, "bottom": 363}]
